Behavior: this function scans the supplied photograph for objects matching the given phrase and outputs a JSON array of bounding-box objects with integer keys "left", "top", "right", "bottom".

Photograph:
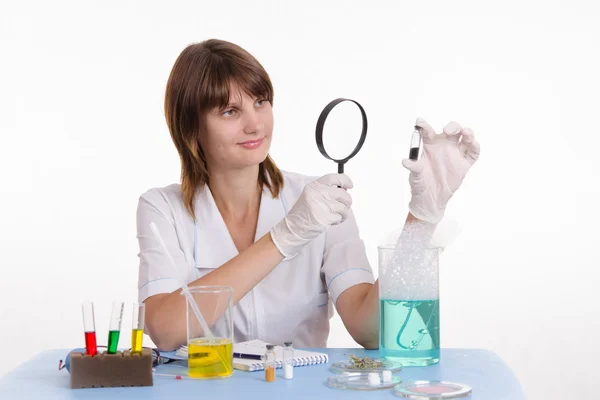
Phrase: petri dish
[
  {"left": 330, "top": 358, "right": 403, "bottom": 374},
  {"left": 327, "top": 372, "right": 402, "bottom": 391},
  {"left": 394, "top": 380, "right": 472, "bottom": 399}
]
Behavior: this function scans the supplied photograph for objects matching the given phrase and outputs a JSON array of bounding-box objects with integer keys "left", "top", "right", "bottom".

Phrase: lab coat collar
[{"left": 194, "top": 184, "right": 284, "bottom": 270}]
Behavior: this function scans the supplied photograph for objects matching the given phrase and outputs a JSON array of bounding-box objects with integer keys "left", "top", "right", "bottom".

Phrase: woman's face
[{"left": 201, "top": 85, "right": 273, "bottom": 172}]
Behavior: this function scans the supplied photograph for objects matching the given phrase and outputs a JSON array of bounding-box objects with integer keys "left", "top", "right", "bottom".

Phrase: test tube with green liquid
[
  {"left": 107, "top": 301, "right": 124, "bottom": 354},
  {"left": 131, "top": 302, "right": 145, "bottom": 354}
]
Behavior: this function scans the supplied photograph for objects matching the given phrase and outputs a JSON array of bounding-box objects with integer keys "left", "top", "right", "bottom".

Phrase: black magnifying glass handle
[{"left": 335, "top": 163, "right": 345, "bottom": 187}]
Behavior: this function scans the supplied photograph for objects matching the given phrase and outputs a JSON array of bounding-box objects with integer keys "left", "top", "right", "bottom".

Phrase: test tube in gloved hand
[{"left": 409, "top": 126, "right": 421, "bottom": 160}]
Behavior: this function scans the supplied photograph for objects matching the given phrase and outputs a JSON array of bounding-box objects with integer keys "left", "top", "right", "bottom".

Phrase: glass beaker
[
  {"left": 378, "top": 244, "right": 441, "bottom": 366},
  {"left": 184, "top": 285, "right": 234, "bottom": 379}
]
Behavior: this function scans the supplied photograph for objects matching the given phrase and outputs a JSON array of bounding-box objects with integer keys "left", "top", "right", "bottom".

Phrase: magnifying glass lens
[
  {"left": 315, "top": 98, "right": 368, "bottom": 174},
  {"left": 320, "top": 102, "right": 364, "bottom": 160}
]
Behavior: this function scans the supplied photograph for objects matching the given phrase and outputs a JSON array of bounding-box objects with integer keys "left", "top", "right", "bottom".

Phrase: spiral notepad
[{"left": 176, "top": 339, "right": 329, "bottom": 372}]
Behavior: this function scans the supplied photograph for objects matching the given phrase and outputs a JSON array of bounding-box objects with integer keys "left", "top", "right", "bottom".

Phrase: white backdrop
[{"left": 1, "top": 1, "right": 599, "bottom": 398}]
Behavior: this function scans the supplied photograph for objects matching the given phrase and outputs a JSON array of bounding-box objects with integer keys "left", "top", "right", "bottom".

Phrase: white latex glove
[
  {"left": 402, "top": 118, "right": 480, "bottom": 224},
  {"left": 270, "top": 173, "right": 353, "bottom": 259}
]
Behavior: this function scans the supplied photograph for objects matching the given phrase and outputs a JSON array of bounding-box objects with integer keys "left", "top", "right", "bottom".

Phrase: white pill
[
  {"left": 382, "top": 370, "right": 392, "bottom": 383},
  {"left": 368, "top": 372, "right": 381, "bottom": 386}
]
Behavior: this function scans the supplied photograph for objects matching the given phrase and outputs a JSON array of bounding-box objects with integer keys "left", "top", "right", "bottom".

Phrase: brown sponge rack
[{"left": 69, "top": 349, "right": 153, "bottom": 389}]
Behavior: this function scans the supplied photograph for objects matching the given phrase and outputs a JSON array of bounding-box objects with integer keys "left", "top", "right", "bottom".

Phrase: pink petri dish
[{"left": 394, "top": 380, "right": 472, "bottom": 399}]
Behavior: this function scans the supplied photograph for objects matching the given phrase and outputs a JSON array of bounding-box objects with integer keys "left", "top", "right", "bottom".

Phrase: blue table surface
[{"left": 0, "top": 348, "right": 526, "bottom": 399}]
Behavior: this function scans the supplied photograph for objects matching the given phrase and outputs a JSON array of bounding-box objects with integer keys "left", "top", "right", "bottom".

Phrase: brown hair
[{"left": 164, "top": 39, "right": 284, "bottom": 219}]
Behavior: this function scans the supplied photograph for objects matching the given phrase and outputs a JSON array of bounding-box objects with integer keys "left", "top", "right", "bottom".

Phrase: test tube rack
[{"left": 69, "top": 349, "right": 153, "bottom": 389}]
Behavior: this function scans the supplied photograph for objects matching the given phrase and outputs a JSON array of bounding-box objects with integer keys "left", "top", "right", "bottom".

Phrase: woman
[{"left": 136, "top": 39, "right": 480, "bottom": 351}]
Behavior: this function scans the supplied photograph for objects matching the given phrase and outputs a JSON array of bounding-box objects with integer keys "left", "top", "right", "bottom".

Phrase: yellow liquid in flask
[{"left": 188, "top": 337, "right": 233, "bottom": 378}]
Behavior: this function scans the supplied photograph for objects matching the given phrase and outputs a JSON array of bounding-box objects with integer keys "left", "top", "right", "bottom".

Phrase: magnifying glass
[{"left": 315, "top": 98, "right": 368, "bottom": 174}]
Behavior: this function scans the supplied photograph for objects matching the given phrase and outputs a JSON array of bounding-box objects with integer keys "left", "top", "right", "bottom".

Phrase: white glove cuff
[
  {"left": 408, "top": 200, "right": 446, "bottom": 225},
  {"left": 269, "top": 223, "right": 301, "bottom": 261}
]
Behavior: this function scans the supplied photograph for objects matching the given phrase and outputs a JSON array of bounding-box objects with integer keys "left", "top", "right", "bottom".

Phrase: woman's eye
[
  {"left": 223, "top": 109, "right": 235, "bottom": 116},
  {"left": 256, "top": 99, "right": 267, "bottom": 107}
]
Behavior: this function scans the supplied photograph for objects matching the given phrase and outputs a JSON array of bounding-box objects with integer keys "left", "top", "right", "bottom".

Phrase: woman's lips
[{"left": 238, "top": 137, "right": 265, "bottom": 149}]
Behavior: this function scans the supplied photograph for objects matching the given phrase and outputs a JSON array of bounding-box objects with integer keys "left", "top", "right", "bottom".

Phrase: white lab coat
[{"left": 136, "top": 170, "right": 375, "bottom": 348}]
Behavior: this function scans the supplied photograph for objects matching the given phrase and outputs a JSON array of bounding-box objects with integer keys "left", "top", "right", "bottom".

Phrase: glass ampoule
[
  {"left": 264, "top": 344, "right": 276, "bottom": 382},
  {"left": 409, "top": 126, "right": 422, "bottom": 161},
  {"left": 283, "top": 341, "right": 294, "bottom": 379}
]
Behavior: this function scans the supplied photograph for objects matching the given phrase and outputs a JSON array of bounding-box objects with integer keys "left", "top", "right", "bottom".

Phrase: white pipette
[{"left": 149, "top": 221, "right": 214, "bottom": 338}]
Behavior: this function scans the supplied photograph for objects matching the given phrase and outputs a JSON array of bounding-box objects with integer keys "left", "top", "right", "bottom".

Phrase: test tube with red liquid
[{"left": 82, "top": 301, "right": 97, "bottom": 356}]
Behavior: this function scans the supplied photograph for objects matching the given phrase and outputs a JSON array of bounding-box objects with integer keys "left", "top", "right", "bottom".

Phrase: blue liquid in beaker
[{"left": 379, "top": 298, "right": 440, "bottom": 366}]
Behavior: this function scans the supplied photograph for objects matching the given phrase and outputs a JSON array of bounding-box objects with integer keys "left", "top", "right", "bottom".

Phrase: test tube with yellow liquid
[
  {"left": 131, "top": 303, "right": 145, "bottom": 354},
  {"left": 185, "top": 286, "right": 234, "bottom": 379}
]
